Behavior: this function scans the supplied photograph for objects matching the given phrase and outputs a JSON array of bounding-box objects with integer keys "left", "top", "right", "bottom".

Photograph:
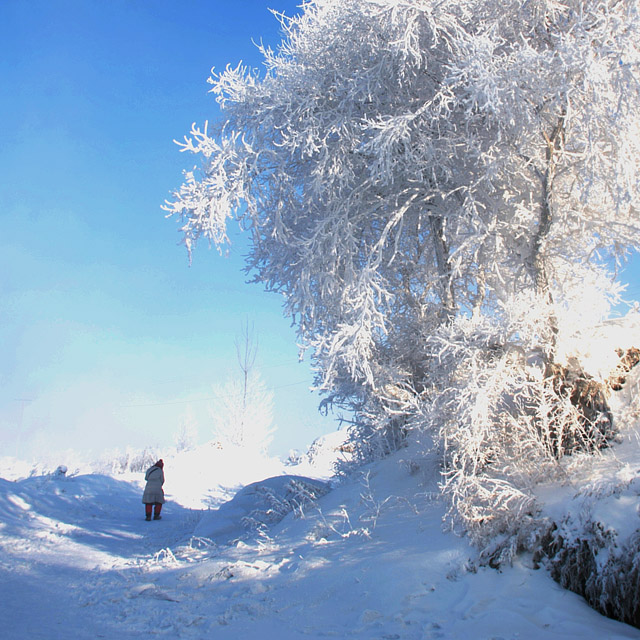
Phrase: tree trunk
[
  {"left": 235, "top": 320, "right": 258, "bottom": 447},
  {"left": 429, "top": 213, "right": 455, "bottom": 321},
  {"left": 532, "top": 112, "right": 566, "bottom": 362}
]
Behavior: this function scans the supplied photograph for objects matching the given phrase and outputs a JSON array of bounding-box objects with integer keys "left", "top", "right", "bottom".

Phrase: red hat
[{"left": 156, "top": 459, "right": 164, "bottom": 468}]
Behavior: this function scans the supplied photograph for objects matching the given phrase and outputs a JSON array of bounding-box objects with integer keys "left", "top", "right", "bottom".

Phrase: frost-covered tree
[
  {"left": 210, "top": 322, "right": 275, "bottom": 454},
  {"left": 210, "top": 371, "right": 275, "bottom": 454},
  {"left": 166, "top": 0, "right": 640, "bottom": 553},
  {"left": 167, "top": 0, "right": 638, "bottom": 382},
  {"left": 174, "top": 406, "right": 198, "bottom": 452}
]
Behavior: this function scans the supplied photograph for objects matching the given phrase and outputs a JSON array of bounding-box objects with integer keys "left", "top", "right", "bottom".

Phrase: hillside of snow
[{"left": 1, "top": 426, "right": 640, "bottom": 639}]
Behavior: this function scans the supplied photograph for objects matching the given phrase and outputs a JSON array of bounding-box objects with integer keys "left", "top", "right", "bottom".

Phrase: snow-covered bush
[
  {"left": 241, "top": 477, "right": 330, "bottom": 536},
  {"left": 539, "top": 466, "right": 640, "bottom": 628},
  {"left": 96, "top": 447, "right": 160, "bottom": 475},
  {"left": 194, "top": 475, "right": 330, "bottom": 544},
  {"left": 424, "top": 306, "right": 621, "bottom": 558},
  {"left": 288, "top": 428, "right": 354, "bottom": 479}
]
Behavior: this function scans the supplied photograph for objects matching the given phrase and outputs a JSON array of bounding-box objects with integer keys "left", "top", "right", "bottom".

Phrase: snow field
[{"left": 1, "top": 442, "right": 639, "bottom": 639}]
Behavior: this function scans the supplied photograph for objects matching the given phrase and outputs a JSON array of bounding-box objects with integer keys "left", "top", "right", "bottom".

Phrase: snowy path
[
  {"left": 1, "top": 458, "right": 639, "bottom": 639},
  {"left": 0, "top": 473, "right": 197, "bottom": 639}
]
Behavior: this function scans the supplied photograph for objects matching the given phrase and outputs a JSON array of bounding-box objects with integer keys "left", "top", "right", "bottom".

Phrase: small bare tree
[
  {"left": 234, "top": 319, "right": 258, "bottom": 447},
  {"left": 211, "top": 320, "right": 275, "bottom": 454}
]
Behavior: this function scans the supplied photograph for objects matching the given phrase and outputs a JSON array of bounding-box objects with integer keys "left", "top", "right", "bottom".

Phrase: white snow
[{"left": 1, "top": 427, "right": 639, "bottom": 639}]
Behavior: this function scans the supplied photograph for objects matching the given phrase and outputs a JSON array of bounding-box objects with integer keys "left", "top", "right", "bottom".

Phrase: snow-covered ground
[{"left": 1, "top": 429, "right": 639, "bottom": 640}]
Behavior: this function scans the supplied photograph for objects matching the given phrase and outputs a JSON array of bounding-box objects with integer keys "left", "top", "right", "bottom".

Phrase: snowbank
[{"left": 193, "top": 475, "right": 330, "bottom": 544}]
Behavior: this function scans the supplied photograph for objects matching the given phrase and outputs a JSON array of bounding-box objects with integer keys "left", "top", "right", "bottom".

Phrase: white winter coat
[{"left": 142, "top": 465, "right": 165, "bottom": 504}]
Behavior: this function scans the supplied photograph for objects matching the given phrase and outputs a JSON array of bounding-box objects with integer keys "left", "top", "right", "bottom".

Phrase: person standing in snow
[{"left": 142, "top": 459, "right": 165, "bottom": 521}]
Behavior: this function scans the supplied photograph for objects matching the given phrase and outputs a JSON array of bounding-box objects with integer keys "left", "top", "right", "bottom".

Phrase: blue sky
[
  {"left": 1, "top": 0, "right": 639, "bottom": 463},
  {"left": 0, "top": 0, "right": 339, "bottom": 460}
]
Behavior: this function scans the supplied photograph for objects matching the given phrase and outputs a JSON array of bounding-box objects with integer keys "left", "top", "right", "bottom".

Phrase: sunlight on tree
[{"left": 167, "top": 0, "right": 640, "bottom": 560}]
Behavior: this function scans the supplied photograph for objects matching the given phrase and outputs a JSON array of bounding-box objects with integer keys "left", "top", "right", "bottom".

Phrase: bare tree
[
  {"left": 211, "top": 320, "right": 274, "bottom": 454},
  {"left": 234, "top": 319, "right": 258, "bottom": 447}
]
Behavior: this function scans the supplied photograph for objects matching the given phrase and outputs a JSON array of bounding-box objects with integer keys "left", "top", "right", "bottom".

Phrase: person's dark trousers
[{"left": 145, "top": 503, "right": 162, "bottom": 520}]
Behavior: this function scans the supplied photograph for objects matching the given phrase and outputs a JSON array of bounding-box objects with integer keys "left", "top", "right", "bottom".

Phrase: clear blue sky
[
  {"left": 1, "top": 0, "right": 639, "bottom": 463},
  {"left": 0, "top": 0, "right": 341, "bottom": 461}
]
